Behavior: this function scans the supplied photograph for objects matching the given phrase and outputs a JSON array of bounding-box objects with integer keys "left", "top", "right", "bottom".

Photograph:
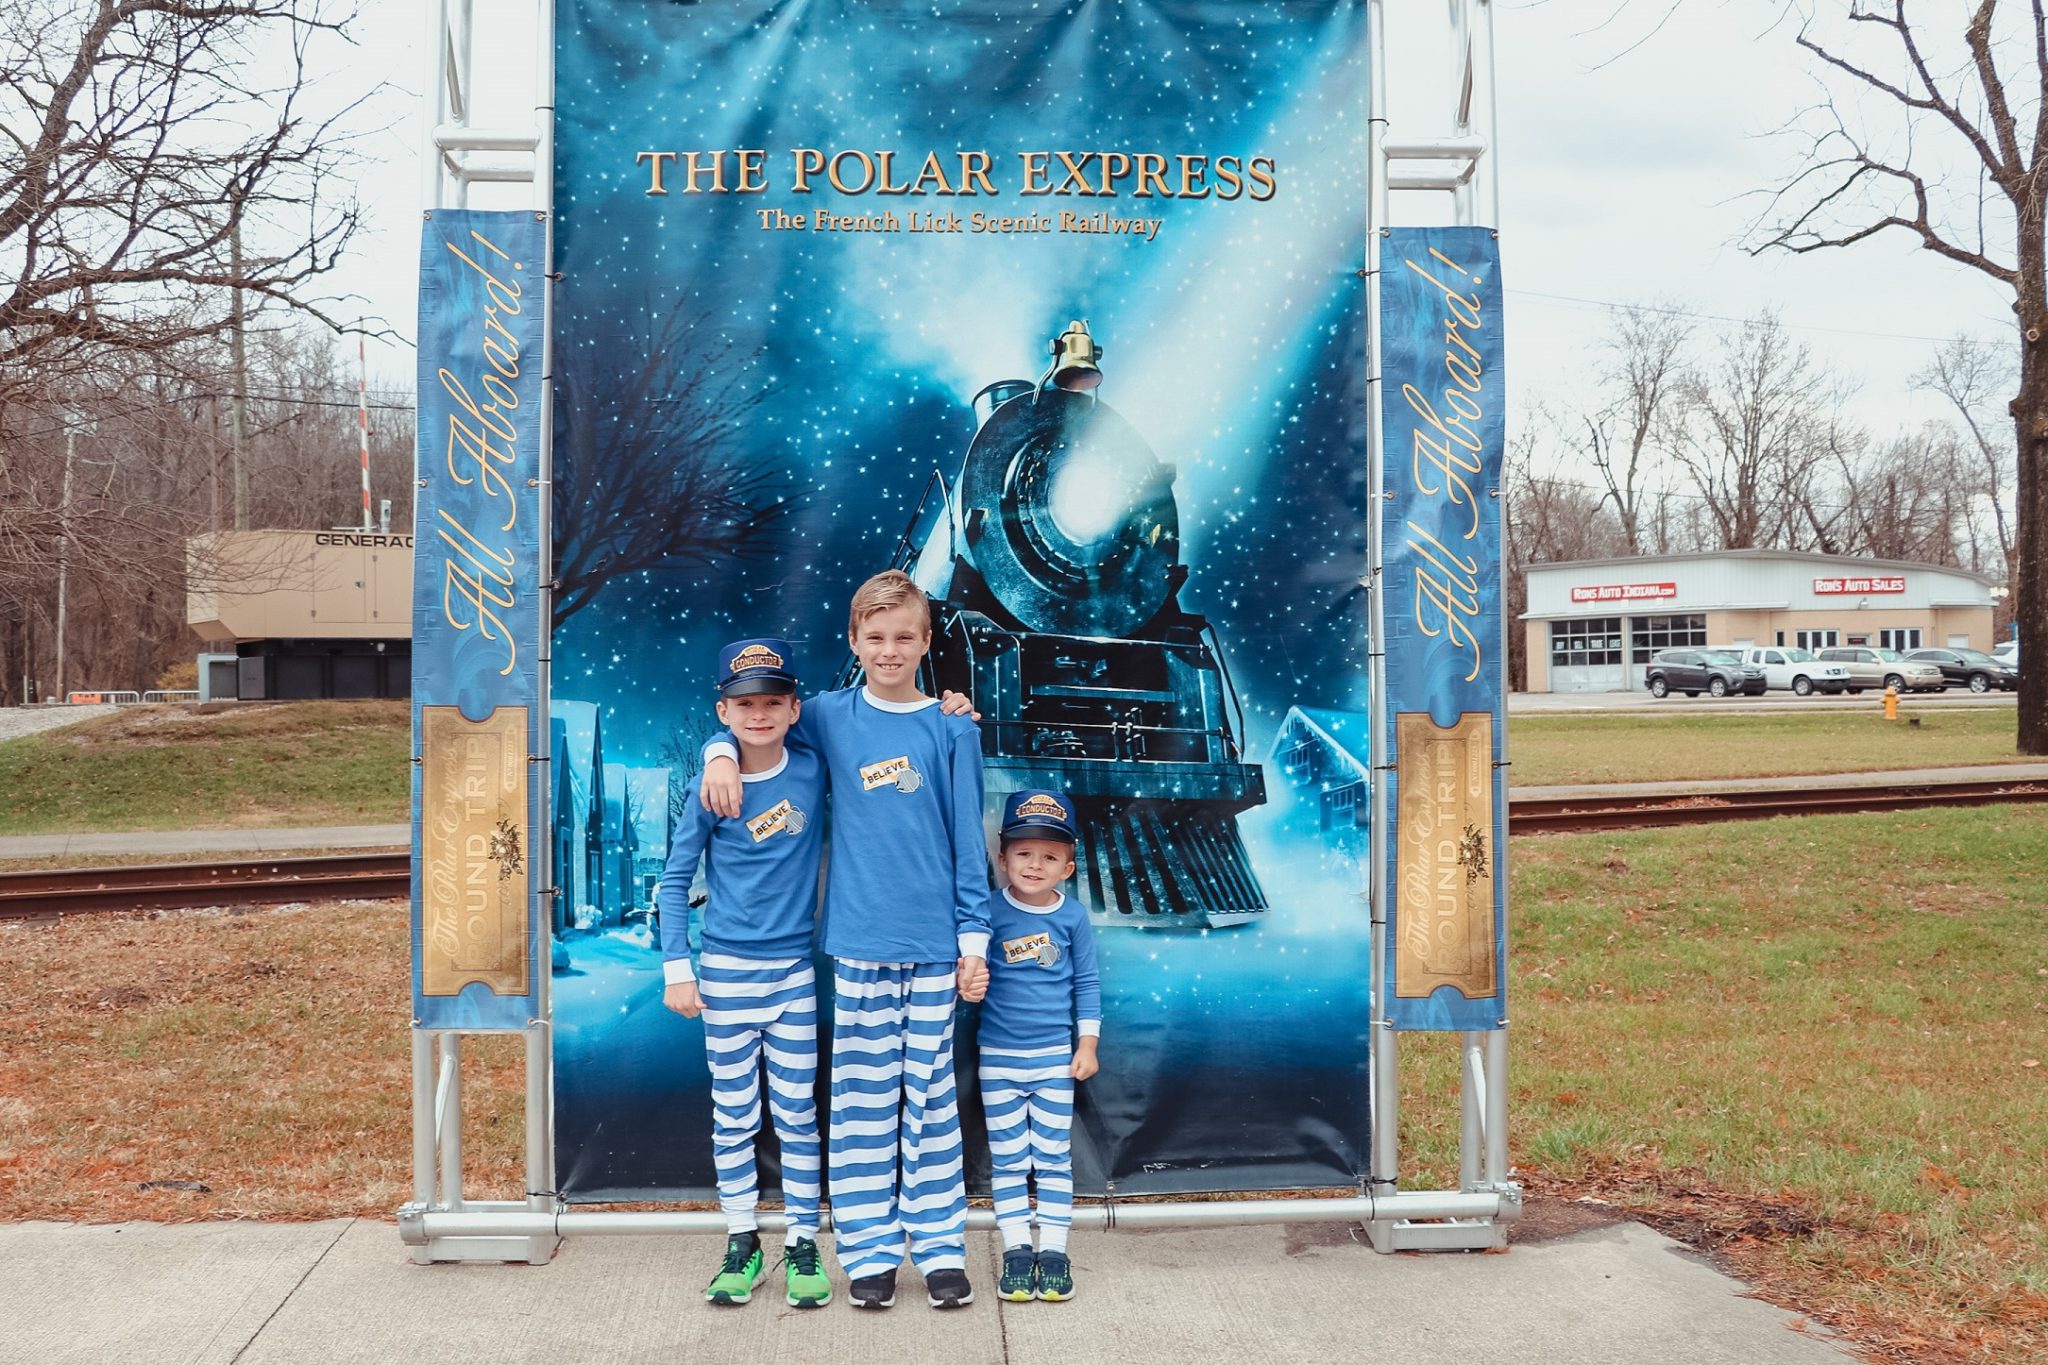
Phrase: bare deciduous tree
[
  {"left": 1581, "top": 301, "right": 1692, "bottom": 554},
  {"left": 1919, "top": 332, "right": 2019, "bottom": 581},
  {"left": 551, "top": 308, "right": 795, "bottom": 630},
  {"left": 0, "top": 0, "right": 368, "bottom": 416},
  {"left": 1665, "top": 314, "right": 1839, "bottom": 551},
  {"left": 1751, "top": 0, "right": 2047, "bottom": 750}
]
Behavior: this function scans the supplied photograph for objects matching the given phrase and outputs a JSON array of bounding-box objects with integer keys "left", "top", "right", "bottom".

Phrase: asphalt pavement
[{"left": 0, "top": 1216, "right": 1857, "bottom": 1365}]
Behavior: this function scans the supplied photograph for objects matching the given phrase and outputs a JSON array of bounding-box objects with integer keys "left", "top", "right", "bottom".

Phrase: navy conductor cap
[
  {"left": 1001, "top": 789, "right": 1078, "bottom": 843},
  {"left": 716, "top": 637, "right": 800, "bottom": 696}
]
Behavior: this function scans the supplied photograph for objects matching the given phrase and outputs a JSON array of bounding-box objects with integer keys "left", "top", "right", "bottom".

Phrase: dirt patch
[
  {"left": 1525, "top": 1166, "right": 2037, "bottom": 1365},
  {"left": 1507, "top": 1192, "right": 1631, "bottom": 1245}
]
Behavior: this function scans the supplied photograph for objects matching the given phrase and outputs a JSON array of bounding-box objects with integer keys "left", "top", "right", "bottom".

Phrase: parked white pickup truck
[{"left": 1738, "top": 647, "right": 1852, "bottom": 696}]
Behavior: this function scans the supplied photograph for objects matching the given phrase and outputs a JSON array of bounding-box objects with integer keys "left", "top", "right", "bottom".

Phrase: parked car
[
  {"left": 1738, "top": 646, "right": 1852, "bottom": 696},
  {"left": 1643, "top": 647, "right": 1767, "bottom": 699},
  {"left": 1815, "top": 646, "right": 1946, "bottom": 694},
  {"left": 1905, "top": 647, "right": 2018, "bottom": 692},
  {"left": 1992, "top": 639, "right": 2019, "bottom": 669}
]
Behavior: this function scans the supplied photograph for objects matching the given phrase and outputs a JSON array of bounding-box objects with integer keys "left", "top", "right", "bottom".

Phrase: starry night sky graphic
[
  {"left": 547, "top": 0, "right": 1380, "bottom": 1202},
  {"left": 551, "top": 0, "right": 1371, "bottom": 763}
]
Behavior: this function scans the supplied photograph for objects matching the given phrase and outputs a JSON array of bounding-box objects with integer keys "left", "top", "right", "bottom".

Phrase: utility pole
[
  {"left": 229, "top": 221, "right": 251, "bottom": 530},
  {"left": 356, "top": 322, "right": 374, "bottom": 532},
  {"left": 56, "top": 427, "right": 75, "bottom": 702}
]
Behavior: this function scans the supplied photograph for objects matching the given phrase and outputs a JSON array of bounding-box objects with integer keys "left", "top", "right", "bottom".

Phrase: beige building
[
  {"left": 1523, "top": 551, "right": 1999, "bottom": 694},
  {"left": 187, "top": 530, "right": 413, "bottom": 699}
]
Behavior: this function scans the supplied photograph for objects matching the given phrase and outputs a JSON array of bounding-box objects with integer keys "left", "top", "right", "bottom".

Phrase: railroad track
[
  {"left": 1510, "top": 778, "right": 2048, "bottom": 834},
  {"left": 0, "top": 852, "right": 410, "bottom": 922},
  {"left": 4, "top": 777, "right": 2045, "bottom": 918}
]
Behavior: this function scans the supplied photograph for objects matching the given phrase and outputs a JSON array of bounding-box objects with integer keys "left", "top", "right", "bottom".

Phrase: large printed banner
[
  {"left": 411, "top": 210, "right": 547, "bottom": 1031},
  {"left": 551, "top": 0, "right": 1371, "bottom": 1198},
  {"left": 1379, "top": 227, "right": 1508, "bottom": 1032}
]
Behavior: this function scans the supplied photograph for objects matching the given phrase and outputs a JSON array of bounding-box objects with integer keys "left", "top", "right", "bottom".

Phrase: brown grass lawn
[{"left": 3, "top": 807, "right": 2045, "bottom": 1361}]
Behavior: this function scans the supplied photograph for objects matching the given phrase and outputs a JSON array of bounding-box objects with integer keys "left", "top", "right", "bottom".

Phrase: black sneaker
[
  {"left": 925, "top": 1266, "right": 974, "bottom": 1309},
  {"left": 848, "top": 1268, "right": 897, "bottom": 1310}
]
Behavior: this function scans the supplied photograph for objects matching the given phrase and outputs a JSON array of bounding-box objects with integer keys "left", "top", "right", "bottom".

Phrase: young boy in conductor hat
[
  {"left": 979, "top": 788, "right": 1102, "bottom": 1303},
  {"left": 657, "top": 637, "right": 832, "bottom": 1309}
]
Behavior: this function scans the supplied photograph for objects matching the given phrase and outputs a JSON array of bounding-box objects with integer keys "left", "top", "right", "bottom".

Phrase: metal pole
[
  {"left": 56, "top": 428, "right": 73, "bottom": 701},
  {"left": 454, "top": 0, "right": 476, "bottom": 210},
  {"left": 406, "top": 1190, "right": 1521, "bottom": 1244},
  {"left": 1363, "top": 0, "right": 1400, "bottom": 1247},
  {"left": 531, "top": 0, "right": 560, "bottom": 1227},
  {"left": 1478, "top": 0, "right": 1508, "bottom": 1199},
  {"left": 1459, "top": 1033, "right": 1485, "bottom": 1189},
  {"left": 357, "top": 326, "right": 373, "bottom": 532},
  {"left": 436, "top": 1034, "right": 465, "bottom": 1210},
  {"left": 424, "top": 0, "right": 450, "bottom": 209},
  {"left": 1480, "top": 0, "right": 1502, "bottom": 229},
  {"left": 1485, "top": 1027, "right": 1509, "bottom": 1185},
  {"left": 411, "top": 1029, "right": 437, "bottom": 1264}
]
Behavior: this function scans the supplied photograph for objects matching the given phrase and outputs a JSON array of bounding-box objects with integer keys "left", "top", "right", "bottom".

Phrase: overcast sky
[{"left": 317, "top": 2, "right": 2016, "bottom": 454}]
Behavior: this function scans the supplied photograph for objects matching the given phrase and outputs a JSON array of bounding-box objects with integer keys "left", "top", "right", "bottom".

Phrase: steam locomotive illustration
[{"left": 845, "top": 321, "right": 1269, "bottom": 929}]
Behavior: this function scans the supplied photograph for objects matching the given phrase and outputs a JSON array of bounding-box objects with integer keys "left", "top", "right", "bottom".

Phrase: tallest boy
[{"left": 702, "top": 569, "right": 991, "bottom": 1309}]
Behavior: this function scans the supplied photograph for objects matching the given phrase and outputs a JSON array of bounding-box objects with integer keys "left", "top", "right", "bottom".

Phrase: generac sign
[
  {"left": 1569, "top": 582, "right": 1676, "bottom": 604},
  {"left": 1814, "top": 576, "right": 1905, "bottom": 595}
]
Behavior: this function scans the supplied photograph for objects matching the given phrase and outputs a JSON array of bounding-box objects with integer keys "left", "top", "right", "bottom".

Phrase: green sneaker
[
  {"left": 705, "top": 1233, "right": 764, "bottom": 1305},
  {"left": 783, "top": 1237, "right": 833, "bottom": 1308},
  {"left": 1034, "top": 1249, "right": 1074, "bottom": 1302},
  {"left": 997, "top": 1246, "right": 1036, "bottom": 1301}
]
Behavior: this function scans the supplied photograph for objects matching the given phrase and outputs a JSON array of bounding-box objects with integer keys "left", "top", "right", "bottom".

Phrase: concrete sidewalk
[
  {"left": 0, "top": 824, "right": 409, "bottom": 860},
  {"left": 0, "top": 1217, "right": 1854, "bottom": 1365}
]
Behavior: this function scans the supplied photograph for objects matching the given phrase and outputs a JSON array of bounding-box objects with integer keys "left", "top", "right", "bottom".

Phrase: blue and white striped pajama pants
[
  {"left": 827, "top": 959, "right": 968, "bottom": 1279},
  {"left": 697, "top": 953, "right": 822, "bottom": 1241},
  {"left": 979, "top": 1046, "right": 1075, "bottom": 1254}
]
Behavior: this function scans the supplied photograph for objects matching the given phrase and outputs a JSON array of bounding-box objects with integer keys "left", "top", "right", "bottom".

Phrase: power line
[
  {"left": 1504, "top": 287, "right": 1979, "bottom": 346},
  {"left": 5, "top": 389, "right": 416, "bottom": 441}
]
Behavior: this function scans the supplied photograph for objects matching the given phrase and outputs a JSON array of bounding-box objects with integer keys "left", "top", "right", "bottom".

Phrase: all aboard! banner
[
  {"left": 411, "top": 209, "right": 547, "bottom": 1031},
  {"left": 550, "top": 0, "right": 1371, "bottom": 1198},
  {"left": 1379, "top": 227, "right": 1508, "bottom": 1032}
]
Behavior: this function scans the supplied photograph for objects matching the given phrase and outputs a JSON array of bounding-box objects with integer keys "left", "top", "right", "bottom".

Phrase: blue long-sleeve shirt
[
  {"left": 656, "top": 746, "right": 825, "bottom": 983},
  {"left": 979, "top": 888, "right": 1102, "bottom": 1052},
  {"left": 707, "top": 686, "right": 991, "bottom": 964}
]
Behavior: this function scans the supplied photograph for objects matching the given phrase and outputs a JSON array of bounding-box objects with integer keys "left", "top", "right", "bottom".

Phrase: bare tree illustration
[{"left": 550, "top": 306, "right": 794, "bottom": 630}]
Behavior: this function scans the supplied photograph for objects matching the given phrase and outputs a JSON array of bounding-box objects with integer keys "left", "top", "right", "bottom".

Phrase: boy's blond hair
[{"left": 847, "top": 569, "right": 932, "bottom": 638}]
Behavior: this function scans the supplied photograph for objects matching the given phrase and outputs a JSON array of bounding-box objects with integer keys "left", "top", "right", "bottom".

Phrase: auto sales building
[{"left": 1522, "top": 551, "right": 2000, "bottom": 694}]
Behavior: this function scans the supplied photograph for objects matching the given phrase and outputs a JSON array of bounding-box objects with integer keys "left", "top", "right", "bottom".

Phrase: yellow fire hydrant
[{"left": 1883, "top": 685, "right": 1899, "bottom": 721}]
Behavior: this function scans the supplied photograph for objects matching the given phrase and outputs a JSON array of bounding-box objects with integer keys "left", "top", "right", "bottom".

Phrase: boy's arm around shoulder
[
  {"left": 655, "top": 783, "right": 718, "bottom": 984},
  {"left": 699, "top": 695, "right": 829, "bottom": 818},
  {"left": 946, "top": 715, "right": 992, "bottom": 963}
]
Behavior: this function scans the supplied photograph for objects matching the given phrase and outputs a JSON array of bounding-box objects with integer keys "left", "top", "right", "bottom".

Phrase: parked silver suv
[{"left": 1815, "top": 646, "right": 1946, "bottom": 694}]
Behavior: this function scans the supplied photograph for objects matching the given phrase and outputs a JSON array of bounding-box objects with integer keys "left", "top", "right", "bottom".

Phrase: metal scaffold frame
[
  {"left": 1363, "top": 0, "right": 1515, "bottom": 1253},
  {"left": 404, "top": 0, "right": 1515, "bottom": 1263}
]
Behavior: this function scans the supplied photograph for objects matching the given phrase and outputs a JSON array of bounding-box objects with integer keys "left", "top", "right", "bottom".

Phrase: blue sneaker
[
  {"left": 997, "top": 1245, "right": 1036, "bottom": 1302},
  {"left": 1034, "top": 1250, "right": 1074, "bottom": 1301}
]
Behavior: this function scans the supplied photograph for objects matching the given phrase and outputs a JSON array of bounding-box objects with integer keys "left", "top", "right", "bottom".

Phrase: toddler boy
[{"left": 980, "top": 789, "right": 1101, "bottom": 1303}]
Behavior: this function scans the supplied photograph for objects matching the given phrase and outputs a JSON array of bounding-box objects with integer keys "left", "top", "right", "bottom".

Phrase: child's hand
[
  {"left": 663, "top": 981, "right": 703, "bottom": 1018},
  {"left": 1070, "top": 1036, "right": 1099, "bottom": 1081},
  {"left": 700, "top": 756, "right": 743, "bottom": 818},
  {"left": 938, "top": 690, "right": 981, "bottom": 722},
  {"left": 956, "top": 955, "right": 988, "bottom": 1002}
]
